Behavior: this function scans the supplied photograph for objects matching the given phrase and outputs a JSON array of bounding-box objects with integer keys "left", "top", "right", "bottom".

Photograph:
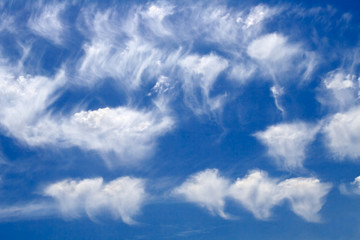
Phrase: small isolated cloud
[
  {"left": 28, "top": 3, "right": 66, "bottom": 45},
  {"left": 172, "top": 169, "right": 231, "bottom": 219},
  {"left": 254, "top": 122, "right": 320, "bottom": 169},
  {"left": 174, "top": 169, "right": 331, "bottom": 222},
  {"left": 318, "top": 69, "right": 358, "bottom": 111},
  {"left": 270, "top": 85, "right": 285, "bottom": 115},
  {"left": 44, "top": 176, "right": 146, "bottom": 224},
  {"left": 323, "top": 106, "right": 360, "bottom": 160},
  {"left": 247, "top": 33, "right": 299, "bottom": 62}
]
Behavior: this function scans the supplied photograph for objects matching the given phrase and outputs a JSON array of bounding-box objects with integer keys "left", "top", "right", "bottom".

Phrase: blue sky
[{"left": 0, "top": 0, "right": 360, "bottom": 239}]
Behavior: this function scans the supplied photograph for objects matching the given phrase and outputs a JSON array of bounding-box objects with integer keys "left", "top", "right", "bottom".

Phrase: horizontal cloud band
[{"left": 173, "top": 169, "right": 331, "bottom": 222}]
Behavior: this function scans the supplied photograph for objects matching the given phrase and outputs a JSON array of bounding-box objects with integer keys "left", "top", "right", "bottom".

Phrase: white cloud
[
  {"left": 0, "top": 67, "right": 65, "bottom": 144},
  {"left": 229, "top": 170, "right": 331, "bottom": 222},
  {"left": 277, "top": 177, "right": 331, "bottom": 222},
  {"left": 318, "top": 69, "right": 358, "bottom": 111},
  {"left": 247, "top": 33, "right": 299, "bottom": 62},
  {"left": 0, "top": 61, "right": 174, "bottom": 164},
  {"left": 323, "top": 106, "right": 360, "bottom": 159},
  {"left": 247, "top": 32, "right": 317, "bottom": 81},
  {"left": 144, "top": 4, "right": 174, "bottom": 21},
  {"left": 28, "top": 3, "right": 66, "bottom": 45},
  {"left": 174, "top": 169, "right": 331, "bottom": 222},
  {"left": 228, "top": 63, "right": 257, "bottom": 84},
  {"left": 180, "top": 53, "right": 228, "bottom": 94},
  {"left": 78, "top": 37, "right": 163, "bottom": 89},
  {"left": 0, "top": 202, "right": 57, "bottom": 221},
  {"left": 62, "top": 106, "right": 174, "bottom": 163},
  {"left": 270, "top": 85, "right": 285, "bottom": 115},
  {"left": 44, "top": 176, "right": 146, "bottom": 224},
  {"left": 0, "top": 13, "right": 15, "bottom": 33},
  {"left": 199, "top": 4, "right": 278, "bottom": 46},
  {"left": 242, "top": 4, "right": 274, "bottom": 28},
  {"left": 254, "top": 122, "right": 320, "bottom": 169},
  {"left": 179, "top": 53, "right": 228, "bottom": 114},
  {"left": 172, "top": 169, "right": 231, "bottom": 219},
  {"left": 228, "top": 170, "right": 280, "bottom": 219},
  {"left": 77, "top": 5, "right": 178, "bottom": 88},
  {"left": 339, "top": 176, "right": 360, "bottom": 195}
]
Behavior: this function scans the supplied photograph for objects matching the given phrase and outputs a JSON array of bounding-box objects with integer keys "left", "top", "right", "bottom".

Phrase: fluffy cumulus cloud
[
  {"left": 323, "top": 106, "right": 360, "bottom": 159},
  {"left": 318, "top": 69, "right": 359, "bottom": 111},
  {"left": 247, "top": 33, "right": 299, "bottom": 62},
  {"left": 172, "top": 169, "right": 231, "bottom": 219},
  {"left": 63, "top": 106, "right": 174, "bottom": 162},
  {"left": 174, "top": 169, "right": 331, "bottom": 222},
  {"left": 254, "top": 122, "right": 320, "bottom": 169},
  {"left": 44, "top": 176, "right": 146, "bottom": 224}
]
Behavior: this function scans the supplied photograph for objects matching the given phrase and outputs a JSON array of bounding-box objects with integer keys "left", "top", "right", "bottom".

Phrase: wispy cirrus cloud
[{"left": 28, "top": 2, "right": 66, "bottom": 45}]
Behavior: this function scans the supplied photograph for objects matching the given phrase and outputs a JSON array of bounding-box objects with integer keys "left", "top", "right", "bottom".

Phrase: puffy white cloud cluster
[
  {"left": 44, "top": 176, "right": 146, "bottom": 224},
  {"left": 0, "top": 63, "right": 173, "bottom": 164},
  {"left": 0, "top": 2, "right": 321, "bottom": 156},
  {"left": 173, "top": 169, "right": 331, "bottom": 222}
]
